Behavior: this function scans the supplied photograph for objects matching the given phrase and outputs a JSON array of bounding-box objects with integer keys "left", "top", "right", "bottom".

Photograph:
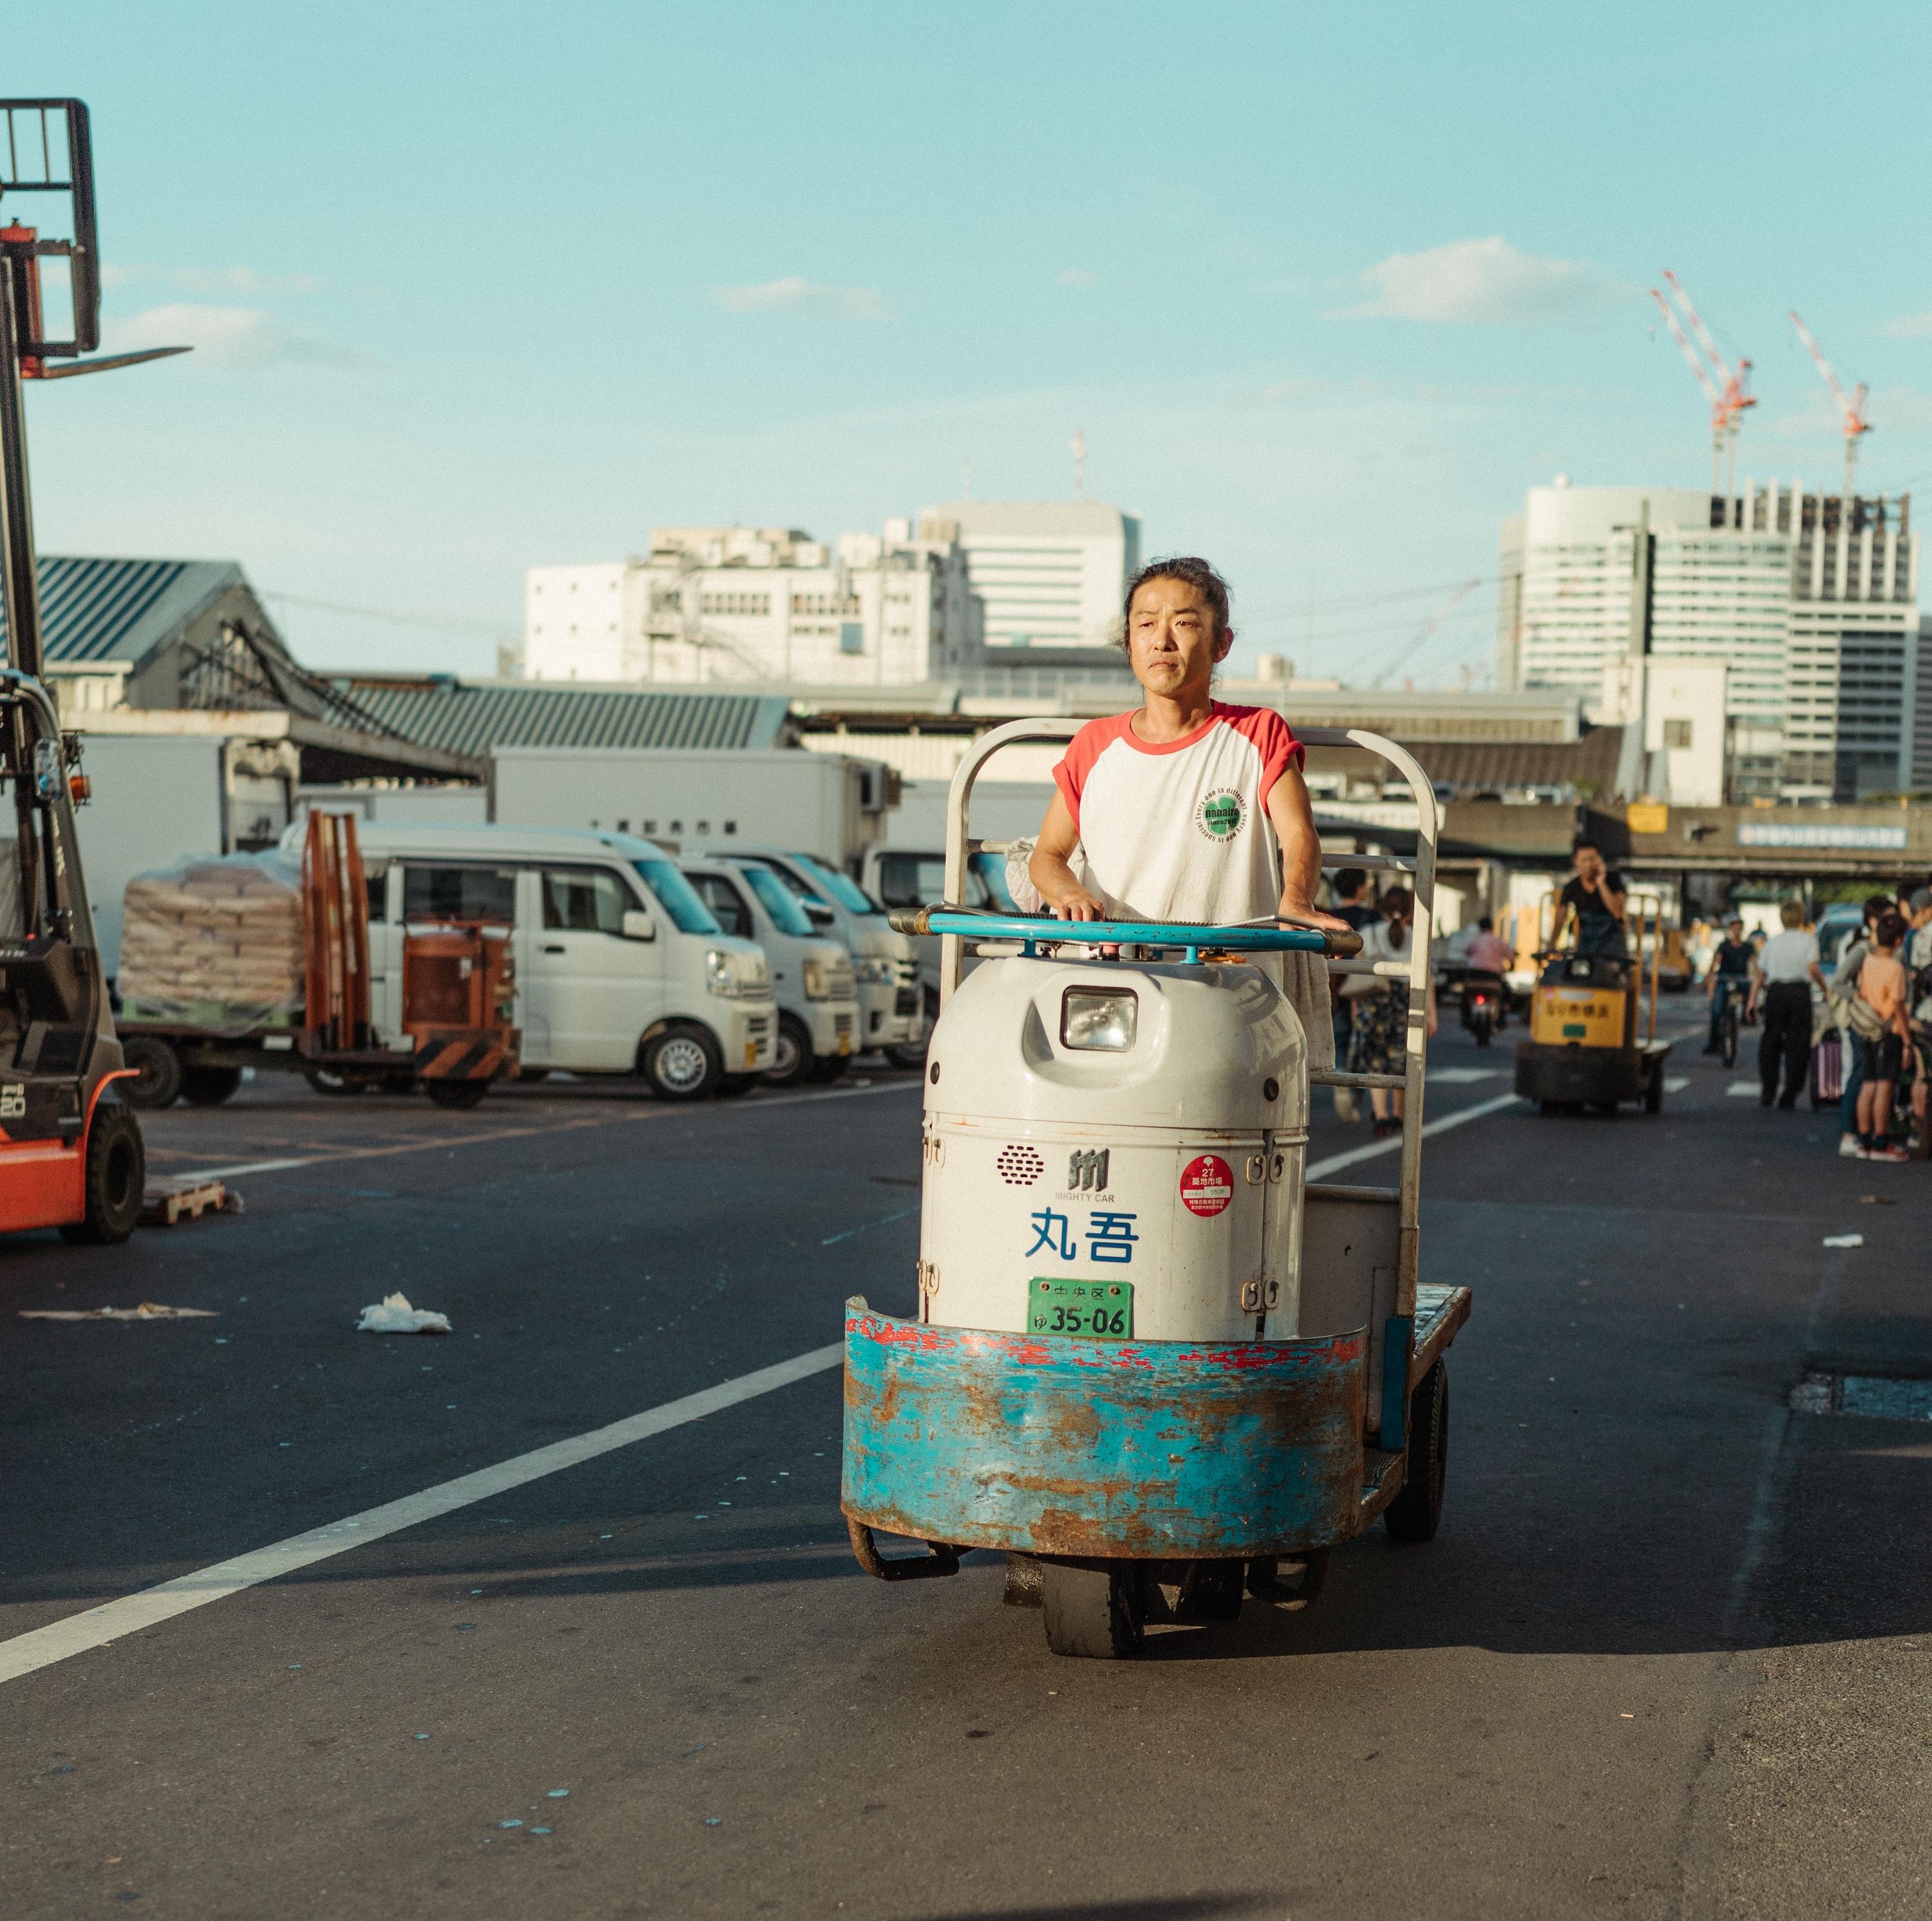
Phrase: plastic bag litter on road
[
  {"left": 1822, "top": 1234, "right": 1865, "bottom": 1249},
  {"left": 357, "top": 1292, "right": 452, "bottom": 1336},
  {"left": 19, "top": 1302, "right": 218, "bottom": 1321}
]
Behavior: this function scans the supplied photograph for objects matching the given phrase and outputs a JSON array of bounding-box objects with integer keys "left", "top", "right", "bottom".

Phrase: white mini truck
[{"left": 840, "top": 721, "right": 1472, "bottom": 1657}]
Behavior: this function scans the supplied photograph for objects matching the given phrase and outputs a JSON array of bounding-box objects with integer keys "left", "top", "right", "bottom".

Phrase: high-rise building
[
  {"left": 1499, "top": 480, "right": 1922, "bottom": 800},
  {"left": 916, "top": 501, "right": 1140, "bottom": 653},
  {"left": 524, "top": 520, "right": 983, "bottom": 687}
]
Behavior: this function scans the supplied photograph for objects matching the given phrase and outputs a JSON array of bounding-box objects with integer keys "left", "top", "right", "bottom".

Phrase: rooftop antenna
[
  {"left": 1070, "top": 428, "right": 1086, "bottom": 502},
  {"left": 1788, "top": 309, "right": 1871, "bottom": 502}
]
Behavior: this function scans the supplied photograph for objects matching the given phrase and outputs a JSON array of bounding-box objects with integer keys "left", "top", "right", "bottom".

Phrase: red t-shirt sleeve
[
  {"left": 1222, "top": 705, "right": 1305, "bottom": 806},
  {"left": 1051, "top": 714, "right": 1132, "bottom": 831}
]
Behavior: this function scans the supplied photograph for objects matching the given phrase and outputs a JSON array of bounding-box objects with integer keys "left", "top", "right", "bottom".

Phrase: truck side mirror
[
  {"left": 803, "top": 898, "right": 835, "bottom": 926},
  {"left": 621, "top": 910, "right": 656, "bottom": 942}
]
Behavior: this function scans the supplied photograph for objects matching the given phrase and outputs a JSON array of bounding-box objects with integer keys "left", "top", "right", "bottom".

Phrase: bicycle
[{"left": 1714, "top": 976, "right": 1745, "bottom": 1068}]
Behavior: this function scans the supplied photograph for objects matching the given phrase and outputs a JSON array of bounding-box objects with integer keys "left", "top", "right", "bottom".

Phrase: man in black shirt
[
  {"left": 1704, "top": 915, "right": 1752, "bottom": 1055},
  {"left": 1551, "top": 838, "right": 1628, "bottom": 959}
]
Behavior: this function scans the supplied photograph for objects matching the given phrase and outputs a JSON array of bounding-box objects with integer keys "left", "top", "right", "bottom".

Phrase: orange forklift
[{"left": 0, "top": 100, "right": 194, "bottom": 1242}]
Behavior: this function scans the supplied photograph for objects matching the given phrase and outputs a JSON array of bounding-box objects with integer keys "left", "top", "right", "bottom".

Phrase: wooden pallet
[{"left": 140, "top": 1180, "right": 240, "bottom": 1227}]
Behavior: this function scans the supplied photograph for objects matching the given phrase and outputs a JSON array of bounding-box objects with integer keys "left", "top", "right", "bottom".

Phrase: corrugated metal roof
[
  {"left": 339, "top": 678, "right": 793, "bottom": 755},
  {"left": 0, "top": 556, "right": 246, "bottom": 667}
]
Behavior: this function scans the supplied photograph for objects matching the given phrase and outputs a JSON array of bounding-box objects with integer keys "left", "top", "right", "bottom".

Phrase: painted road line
[
  {"left": 1427, "top": 1067, "right": 1499, "bottom": 1085},
  {"left": 0, "top": 1343, "right": 846, "bottom": 1689},
  {"left": 1308, "top": 1091, "right": 1522, "bottom": 1182},
  {"left": 822, "top": 1205, "right": 918, "bottom": 1247},
  {"left": 173, "top": 1079, "right": 923, "bottom": 1186},
  {"left": 1727, "top": 1081, "right": 1761, "bottom": 1098},
  {"left": 1665, "top": 1076, "right": 1690, "bottom": 1093}
]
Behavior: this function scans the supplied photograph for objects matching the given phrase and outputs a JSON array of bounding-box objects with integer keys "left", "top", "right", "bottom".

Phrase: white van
[
  {"left": 681, "top": 856, "right": 859, "bottom": 1088},
  {"left": 864, "top": 844, "right": 1023, "bottom": 1021},
  {"left": 695, "top": 845, "right": 922, "bottom": 1065},
  {"left": 346, "top": 825, "right": 776, "bottom": 1099}
]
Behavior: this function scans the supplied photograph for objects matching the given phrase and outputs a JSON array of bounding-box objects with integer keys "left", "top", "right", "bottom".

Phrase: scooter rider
[
  {"left": 1461, "top": 915, "right": 1514, "bottom": 1033},
  {"left": 1028, "top": 556, "right": 1349, "bottom": 1066}
]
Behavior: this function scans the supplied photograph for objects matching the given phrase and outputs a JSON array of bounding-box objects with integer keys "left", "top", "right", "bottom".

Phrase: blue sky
[{"left": 17, "top": 1, "right": 1932, "bottom": 683}]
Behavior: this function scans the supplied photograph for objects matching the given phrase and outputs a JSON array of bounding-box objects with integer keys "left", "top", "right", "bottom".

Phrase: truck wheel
[
  {"left": 885, "top": 991, "right": 936, "bottom": 1070},
  {"left": 641, "top": 1024, "right": 721, "bottom": 1101},
  {"left": 424, "top": 1078, "right": 490, "bottom": 1110},
  {"left": 1385, "top": 1359, "right": 1448, "bottom": 1544},
  {"left": 715, "top": 1074, "right": 758, "bottom": 1098},
  {"left": 807, "top": 1052, "right": 850, "bottom": 1084},
  {"left": 179, "top": 1065, "right": 243, "bottom": 1107},
  {"left": 761, "top": 1013, "right": 813, "bottom": 1089},
  {"left": 120, "top": 1036, "right": 182, "bottom": 1110},
  {"left": 1042, "top": 1562, "right": 1144, "bottom": 1658},
  {"left": 61, "top": 1099, "right": 146, "bottom": 1245},
  {"left": 303, "top": 1067, "right": 370, "bottom": 1097}
]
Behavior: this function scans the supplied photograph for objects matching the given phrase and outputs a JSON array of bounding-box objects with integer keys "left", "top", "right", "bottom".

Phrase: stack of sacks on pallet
[{"left": 118, "top": 853, "right": 304, "bottom": 1032}]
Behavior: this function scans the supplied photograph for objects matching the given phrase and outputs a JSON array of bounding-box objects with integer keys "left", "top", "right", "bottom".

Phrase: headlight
[
  {"left": 802, "top": 958, "right": 830, "bottom": 1000},
  {"left": 706, "top": 948, "right": 768, "bottom": 998},
  {"left": 853, "top": 956, "right": 895, "bottom": 985},
  {"left": 1061, "top": 987, "right": 1137, "bottom": 1052}
]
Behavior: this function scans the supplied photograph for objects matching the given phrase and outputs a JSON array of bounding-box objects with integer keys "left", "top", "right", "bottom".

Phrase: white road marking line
[
  {"left": 0, "top": 1343, "right": 844, "bottom": 1689},
  {"left": 1428, "top": 1067, "right": 1499, "bottom": 1084},
  {"left": 171, "top": 1080, "right": 922, "bottom": 1186},
  {"left": 1664, "top": 1076, "right": 1690, "bottom": 1092},
  {"left": 1727, "top": 1081, "right": 1761, "bottom": 1097},
  {"left": 822, "top": 1205, "right": 918, "bottom": 1246},
  {"left": 1309, "top": 1092, "right": 1522, "bottom": 1182}
]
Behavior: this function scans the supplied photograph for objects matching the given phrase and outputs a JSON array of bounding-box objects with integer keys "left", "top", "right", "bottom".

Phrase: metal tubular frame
[{"left": 938, "top": 719, "right": 1441, "bottom": 1321}]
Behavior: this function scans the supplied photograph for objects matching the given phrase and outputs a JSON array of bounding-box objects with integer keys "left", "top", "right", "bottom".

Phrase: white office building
[
  {"left": 524, "top": 521, "right": 984, "bottom": 688},
  {"left": 1499, "top": 480, "right": 1922, "bottom": 800},
  {"left": 918, "top": 500, "right": 1141, "bottom": 653}
]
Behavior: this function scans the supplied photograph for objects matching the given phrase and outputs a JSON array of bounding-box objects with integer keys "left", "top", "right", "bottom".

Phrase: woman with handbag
[{"left": 1345, "top": 885, "right": 1438, "bottom": 1138}]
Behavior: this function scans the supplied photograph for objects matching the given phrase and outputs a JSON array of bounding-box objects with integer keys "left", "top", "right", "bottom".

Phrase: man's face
[
  {"left": 1728, "top": 920, "right": 1744, "bottom": 941},
  {"left": 1574, "top": 846, "right": 1604, "bottom": 885},
  {"left": 1126, "top": 577, "right": 1229, "bottom": 700}
]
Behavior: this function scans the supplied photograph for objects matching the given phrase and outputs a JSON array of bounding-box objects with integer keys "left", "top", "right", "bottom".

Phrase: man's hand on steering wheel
[
  {"left": 1280, "top": 888, "right": 1352, "bottom": 934},
  {"left": 1048, "top": 887, "right": 1108, "bottom": 922}
]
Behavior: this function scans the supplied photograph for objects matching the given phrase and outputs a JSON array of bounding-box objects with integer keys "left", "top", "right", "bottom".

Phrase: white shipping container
[{"left": 489, "top": 747, "right": 896, "bottom": 870}]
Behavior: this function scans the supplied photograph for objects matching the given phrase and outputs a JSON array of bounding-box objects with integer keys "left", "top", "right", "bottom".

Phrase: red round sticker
[{"left": 1180, "top": 1153, "right": 1233, "bottom": 1218}]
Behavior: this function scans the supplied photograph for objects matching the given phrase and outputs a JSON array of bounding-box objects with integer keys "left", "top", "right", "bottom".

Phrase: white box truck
[{"left": 489, "top": 747, "right": 898, "bottom": 873}]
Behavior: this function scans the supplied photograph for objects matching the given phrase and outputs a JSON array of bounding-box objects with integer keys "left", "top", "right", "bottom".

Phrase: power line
[
  {"left": 261, "top": 591, "right": 508, "bottom": 635},
  {"left": 1240, "top": 573, "right": 1501, "bottom": 626}
]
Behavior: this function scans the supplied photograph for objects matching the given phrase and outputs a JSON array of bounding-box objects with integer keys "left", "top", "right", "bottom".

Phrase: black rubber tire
[
  {"left": 1721, "top": 1010, "right": 1739, "bottom": 1069},
  {"left": 1644, "top": 1061, "right": 1665, "bottom": 1115},
  {"left": 119, "top": 1035, "right": 182, "bottom": 1110},
  {"left": 1042, "top": 1562, "right": 1144, "bottom": 1658},
  {"left": 303, "top": 1066, "right": 371, "bottom": 1097},
  {"left": 1173, "top": 1559, "right": 1245, "bottom": 1623},
  {"left": 641, "top": 1023, "right": 722, "bottom": 1101},
  {"left": 1474, "top": 1026, "right": 1492, "bottom": 1048},
  {"left": 423, "top": 1077, "right": 490, "bottom": 1110},
  {"left": 1385, "top": 1359, "right": 1448, "bottom": 1544},
  {"left": 885, "top": 990, "right": 937, "bottom": 1070},
  {"left": 715, "top": 1074, "right": 758, "bottom": 1098},
  {"left": 178, "top": 1065, "right": 243, "bottom": 1107},
  {"left": 61, "top": 1098, "right": 146, "bottom": 1245},
  {"left": 807, "top": 1052, "right": 850, "bottom": 1084},
  {"left": 761, "top": 1012, "right": 814, "bottom": 1089}
]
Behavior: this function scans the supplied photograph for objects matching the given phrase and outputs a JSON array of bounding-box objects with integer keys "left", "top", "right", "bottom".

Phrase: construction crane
[
  {"left": 1788, "top": 309, "right": 1871, "bottom": 502},
  {"left": 1652, "top": 271, "right": 1754, "bottom": 501},
  {"left": 1368, "top": 578, "right": 1479, "bottom": 690}
]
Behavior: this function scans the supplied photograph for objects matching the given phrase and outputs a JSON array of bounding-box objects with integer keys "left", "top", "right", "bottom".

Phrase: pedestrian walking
[
  {"left": 1346, "top": 885, "right": 1437, "bottom": 1138},
  {"left": 1832, "top": 893, "right": 1899, "bottom": 1157},
  {"left": 1852, "top": 913, "right": 1913, "bottom": 1162},
  {"left": 1750, "top": 900, "right": 1824, "bottom": 1108}
]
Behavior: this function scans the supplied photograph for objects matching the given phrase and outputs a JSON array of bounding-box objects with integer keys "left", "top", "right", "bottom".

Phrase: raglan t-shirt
[{"left": 1051, "top": 704, "right": 1304, "bottom": 926}]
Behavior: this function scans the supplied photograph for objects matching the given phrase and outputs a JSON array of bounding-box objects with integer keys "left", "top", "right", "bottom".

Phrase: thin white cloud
[
  {"left": 1770, "top": 384, "right": 1932, "bottom": 439},
  {"left": 1880, "top": 307, "right": 1932, "bottom": 340},
  {"left": 102, "top": 263, "right": 326, "bottom": 296},
  {"left": 712, "top": 276, "right": 892, "bottom": 322},
  {"left": 102, "top": 303, "right": 365, "bottom": 370},
  {"left": 1056, "top": 269, "right": 1100, "bottom": 289},
  {"left": 1331, "top": 236, "right": 1629, "bottom": 325}
]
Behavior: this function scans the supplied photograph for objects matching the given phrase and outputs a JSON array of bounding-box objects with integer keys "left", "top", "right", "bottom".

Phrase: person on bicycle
[
  {"left": 1704, "top": 917, "right": 1752, "bottom": 1057},
  {"left": 1029, "top": 555, "right": 1349, "bottom": 1067}
]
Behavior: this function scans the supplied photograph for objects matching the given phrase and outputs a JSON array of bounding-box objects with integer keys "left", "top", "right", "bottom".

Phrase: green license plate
[{"left": 1027, "top": 1277, "right": 1133, "bottom": 1339}]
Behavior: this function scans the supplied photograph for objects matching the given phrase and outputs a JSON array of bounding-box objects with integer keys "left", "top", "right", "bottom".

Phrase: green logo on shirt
[{"left": 1197, "top": 789, "right": 1245, "bottom": 842}]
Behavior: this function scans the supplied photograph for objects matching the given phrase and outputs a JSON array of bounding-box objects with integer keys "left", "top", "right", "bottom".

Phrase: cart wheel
[
  {"left": 120, "top": 1036, "right": 182, "bottom": 1110},
  {"left": 1385, "top": 1360, "right": 1448, "bottom": 1544},
  {"left": 61, "top": 1098, "right": 146, "bottom": 1245},
  {"left": 179, "top": 1065, "right": 243, "bottom": 1107},
  {"left": 1246, "top": 1549, "right": 1330, "bottom": 1610},
  {"left": 1042, "top": 1562, "right": 1144, "bottom": 1658},
  {"left": 1173, "top": 1558, "right": 1244, "bottom": 1623},
  {"left": 1643, "top": 1061, "right": 1664, "bottom": 1115},
  {"left": 303, "top": 1067, "right": 370, "bottom": 1097},
  {"left": 424, "top": 1078, "right": 490, "bottom": 1110}
]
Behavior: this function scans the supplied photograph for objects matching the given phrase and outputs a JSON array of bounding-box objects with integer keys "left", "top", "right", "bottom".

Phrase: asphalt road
[{"left": 5, "top": 1012, "right": 1930, "bottom": 1921}]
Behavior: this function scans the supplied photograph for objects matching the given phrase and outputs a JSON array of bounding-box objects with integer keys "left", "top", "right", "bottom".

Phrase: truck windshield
[
  {"left": 791, "top": 853, "right": 882, "bottom": 917},
  {"left": 632, "top": 857, "right": 722, "bottom": 935},
  {"left": 735, "top": 864, "right": 815, "bottom": 937}
]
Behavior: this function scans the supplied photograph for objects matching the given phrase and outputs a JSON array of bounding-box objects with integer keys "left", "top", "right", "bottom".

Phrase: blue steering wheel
[{"left": 887, "top": 907, "right": 1362, "bottom": 960}]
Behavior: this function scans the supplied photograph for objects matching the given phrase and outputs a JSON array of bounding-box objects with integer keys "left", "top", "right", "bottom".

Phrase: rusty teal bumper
[{"left": 840, "top": 1300, "right": 1368, "bottom": 1559}]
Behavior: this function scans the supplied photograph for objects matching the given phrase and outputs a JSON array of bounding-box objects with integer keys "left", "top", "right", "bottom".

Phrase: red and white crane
[
  {"left": 1788, "top": 309, "right": 1871, "bottom": 502},
  {"left": 1651, "top": 271, "right": 1755, "bottom": 502}
]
